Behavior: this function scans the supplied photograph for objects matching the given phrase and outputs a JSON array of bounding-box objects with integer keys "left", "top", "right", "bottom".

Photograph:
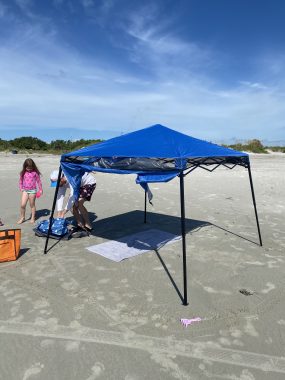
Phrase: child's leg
[
  {"left": 72, "top": 204, "right": 84, "bottom": 228},
  {"left": 56, "top": 187, "right": 66, "bottom": 217},
  {"left": 28, "top": 193, "right": 36, "bottom": 223},
  {"left": 78, "top": 199, "right": 92, "bottom": 229},
  {"left": 17, "top": 191, "right": 29, "bottom": 223}
]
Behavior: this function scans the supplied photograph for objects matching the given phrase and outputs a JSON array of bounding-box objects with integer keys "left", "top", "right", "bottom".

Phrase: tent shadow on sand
[
  {"left": 84, "top": 210, "right": 259, "bottom": 245},
  {"left": 36, "top": 208, "right": 50, "bottom": 219},
  {"left": 85, "top": 210, "right": 209, "bottom": 240}
]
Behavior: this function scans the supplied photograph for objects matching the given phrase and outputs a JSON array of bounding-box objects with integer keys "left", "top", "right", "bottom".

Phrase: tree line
[
  {"left": 0, "top": 136, "right": 103, "bottom": 154},
  {"left": 0, "top": 136, "right": 284, "bottom": 154}
]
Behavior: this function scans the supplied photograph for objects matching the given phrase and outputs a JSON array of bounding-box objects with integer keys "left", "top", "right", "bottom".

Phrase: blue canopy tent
[{"left": 44, "top": 124, "right": 262, "bottom": 305}]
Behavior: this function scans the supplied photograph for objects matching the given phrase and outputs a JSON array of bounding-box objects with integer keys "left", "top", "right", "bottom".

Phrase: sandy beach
[{"left": 0, "top": 152, "right": 285, "bottom": 380}]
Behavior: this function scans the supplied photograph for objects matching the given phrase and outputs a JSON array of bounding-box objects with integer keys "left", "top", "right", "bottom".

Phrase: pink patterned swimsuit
[{"left": 19, "top": 171, "right": 42, "bottom": 193}]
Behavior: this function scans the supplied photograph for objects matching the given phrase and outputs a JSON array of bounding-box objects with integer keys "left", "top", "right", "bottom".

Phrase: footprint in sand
[
  {"left": 85, "top": 362, "right": 105, "bottom": 380},
  {"left": 23, "top": 363, "right": 44, "bottom": 380}
]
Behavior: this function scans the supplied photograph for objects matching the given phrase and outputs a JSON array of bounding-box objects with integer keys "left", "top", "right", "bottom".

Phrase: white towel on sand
[{"left": 86, "top": 229, "right": 181, "bottom": 262}]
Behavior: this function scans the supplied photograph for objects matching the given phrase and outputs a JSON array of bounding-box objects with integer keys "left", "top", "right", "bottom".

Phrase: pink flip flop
[{"left": 180, "top": 317, "right": 202, "bottom": 327}]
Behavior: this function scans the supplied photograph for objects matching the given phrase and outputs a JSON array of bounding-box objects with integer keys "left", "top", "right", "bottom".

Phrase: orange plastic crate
[{"left": 0, "top": 229, "right": 21, "bottom": 262}]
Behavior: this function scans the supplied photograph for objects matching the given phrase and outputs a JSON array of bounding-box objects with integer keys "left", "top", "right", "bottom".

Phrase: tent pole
[
  {"left": 44, "top": 166, "right": 62, "bottom": 254},
  {"left": 179, "top": 172, "right": 188, "bottom": 305},
  {"left": 247, "top": 162, "right": 262, "bottom": 246},
  {"left": 144, "top": 190, "right": 147, "bottom": 223}
]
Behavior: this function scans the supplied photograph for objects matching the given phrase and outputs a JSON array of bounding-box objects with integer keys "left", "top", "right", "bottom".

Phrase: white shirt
[
  {"left": 81, "top": 172, "right": 96, "bottom": 186},
  {"left": 64, "top": 172, "right": 96, "bottom": 212}
]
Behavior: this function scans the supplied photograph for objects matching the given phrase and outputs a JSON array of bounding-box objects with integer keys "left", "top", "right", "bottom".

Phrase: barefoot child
[{"left": 18, "top": 158, "right": 43, "bottom": 224}]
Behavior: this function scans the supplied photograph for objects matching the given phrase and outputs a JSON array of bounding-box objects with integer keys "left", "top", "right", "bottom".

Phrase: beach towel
[{"left": 86, "top": 229, "right": 181, "bottom": 262}]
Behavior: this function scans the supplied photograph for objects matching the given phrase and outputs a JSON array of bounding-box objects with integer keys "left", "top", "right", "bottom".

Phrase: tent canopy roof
[
  {"left": 60, "top": 125, "right": 249, "bottom": 199},
  {"left": 62, "top": 124, "right": 248, "bottom": 160}
]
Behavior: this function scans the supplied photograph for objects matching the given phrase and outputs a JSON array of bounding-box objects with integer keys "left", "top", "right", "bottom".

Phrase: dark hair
[{"left": 20, "top": 158, "right": 41, "bottom": 178}]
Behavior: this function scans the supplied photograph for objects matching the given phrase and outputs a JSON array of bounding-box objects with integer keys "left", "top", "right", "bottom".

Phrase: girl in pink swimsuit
[{"left": 18, "top": 158, "right": 43, "bottom": 224}]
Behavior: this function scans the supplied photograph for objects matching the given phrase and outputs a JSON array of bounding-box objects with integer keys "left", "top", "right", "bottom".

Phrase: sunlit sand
[{"left": 0, "top": 152, "right": 285, "bottom": 379}]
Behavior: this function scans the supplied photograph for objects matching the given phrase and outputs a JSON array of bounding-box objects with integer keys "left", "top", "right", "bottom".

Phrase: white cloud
[
  {"left": 1, "top": 40, "right": 284, "bottom": 141},
  {"left": 112, "top": 5, "right": 217, "bottom": 84},
  {"left": 239, "top": 81, "right": 268, "bottom": 90}
]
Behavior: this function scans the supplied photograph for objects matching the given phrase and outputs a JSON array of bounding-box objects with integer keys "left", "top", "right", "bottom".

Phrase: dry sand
[{"left": 0, "top": 152, "right": 285, "bottom": 380}]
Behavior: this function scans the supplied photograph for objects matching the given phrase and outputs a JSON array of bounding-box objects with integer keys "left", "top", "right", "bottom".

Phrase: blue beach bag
[{"left": 36, "top": 218, "right": 69, "bottom": 238}]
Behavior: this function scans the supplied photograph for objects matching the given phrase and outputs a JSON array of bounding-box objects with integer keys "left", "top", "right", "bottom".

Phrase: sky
[{"left": 0, "top": 0, "right": 285, "bottom": 144}]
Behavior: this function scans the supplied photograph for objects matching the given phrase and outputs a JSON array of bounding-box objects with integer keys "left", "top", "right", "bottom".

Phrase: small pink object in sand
[{"left": 180, "top": 317, "right": 202, "bottom": 327}]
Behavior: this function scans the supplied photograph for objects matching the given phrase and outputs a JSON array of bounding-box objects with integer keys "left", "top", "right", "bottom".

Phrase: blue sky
[{"left": 0, "top": 0, "right": 285, "bottom": 143}]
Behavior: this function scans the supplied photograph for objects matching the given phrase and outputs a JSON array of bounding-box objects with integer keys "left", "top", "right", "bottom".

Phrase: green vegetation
[
  {"left": 224, "top": 139, "right": 271, "bottom": 153},
  {"left": 0, "top": 136, "right": 103, "bottom": 154},
  {"left": 228, "top": 139, "right": 268, "bottom": 153},
  {"left": 265, "top": 146, "right": 285, "bottom": 153},
  {"left": 0, "top": 136, "right": 284, "bottom": 154}
]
